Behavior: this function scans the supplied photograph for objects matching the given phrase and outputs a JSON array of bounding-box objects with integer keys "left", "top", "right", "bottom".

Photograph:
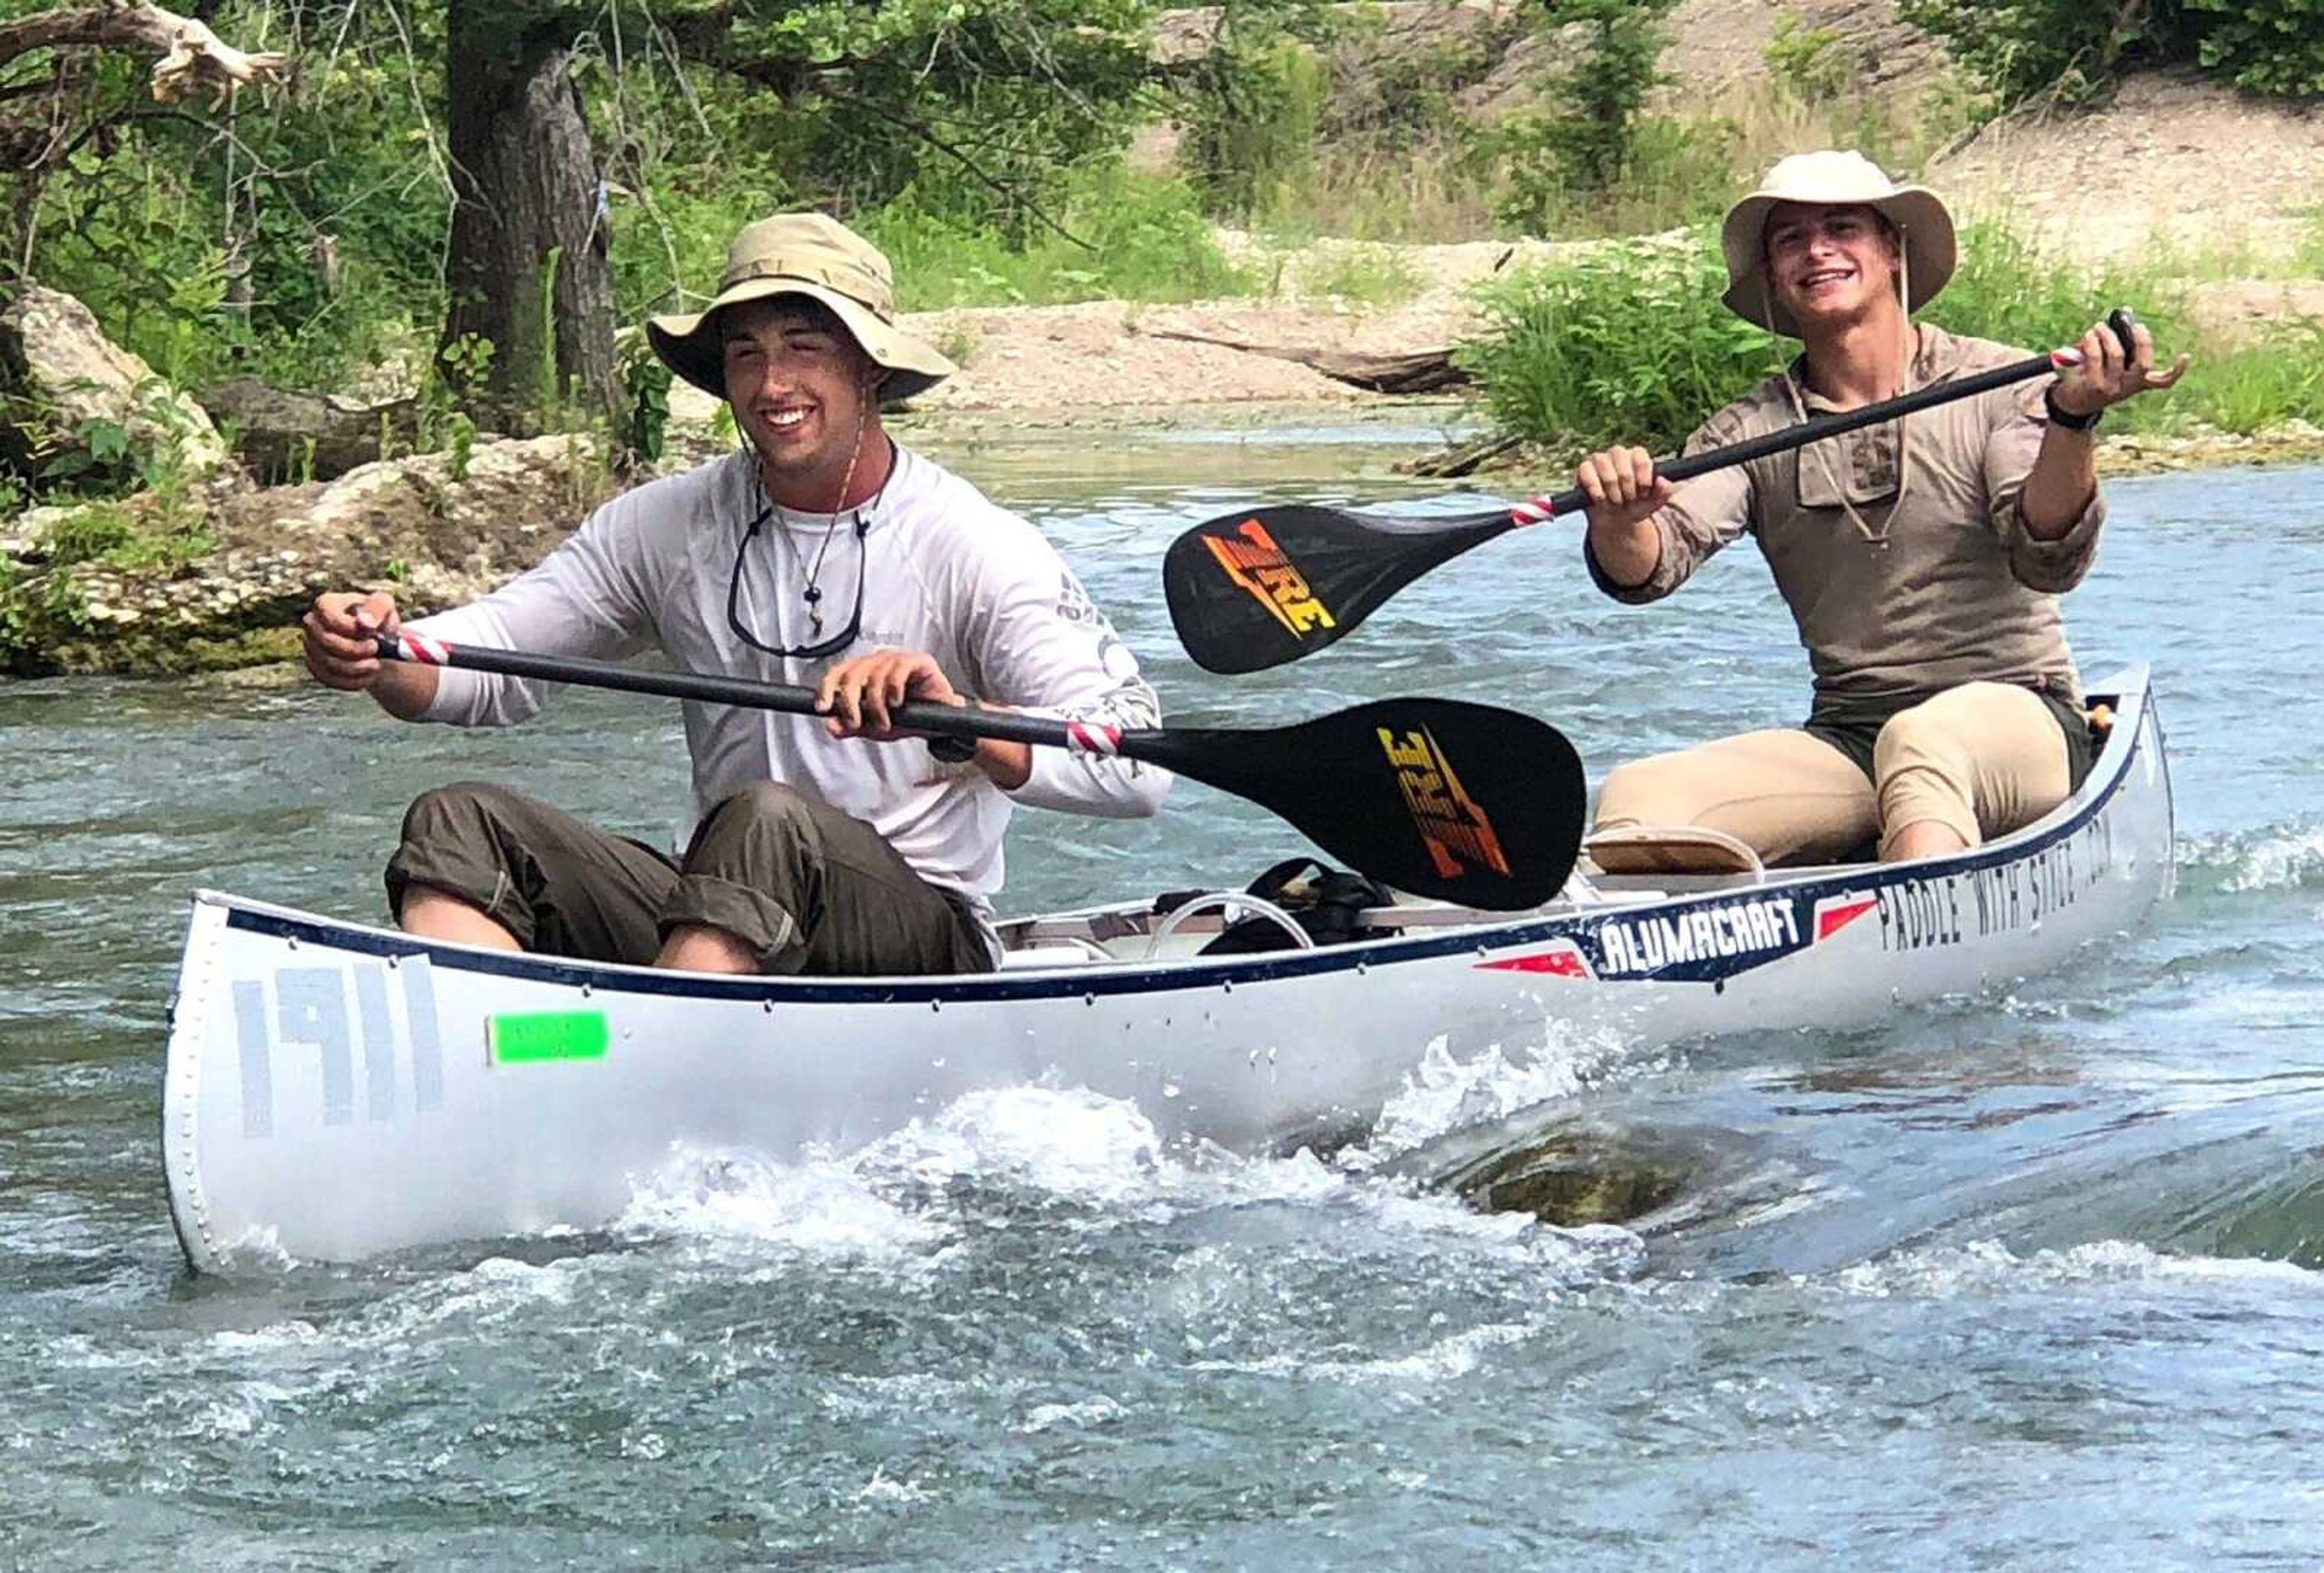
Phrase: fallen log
[
  {"left": 1144, "top": 328, "right": 1469, "bottom": 394},
  {"left": 1405, "top": 430, "right": 1521, "bottom": 479}
]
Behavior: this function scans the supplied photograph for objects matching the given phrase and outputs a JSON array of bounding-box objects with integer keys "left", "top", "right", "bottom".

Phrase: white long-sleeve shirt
[{"left": 407, "top": 444, "right": 1169, "bottom": 929}]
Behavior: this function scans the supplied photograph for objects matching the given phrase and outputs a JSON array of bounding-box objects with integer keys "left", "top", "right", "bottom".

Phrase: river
[{"left": 5, "top": 424, "right": 2322, "bottom": 1567}]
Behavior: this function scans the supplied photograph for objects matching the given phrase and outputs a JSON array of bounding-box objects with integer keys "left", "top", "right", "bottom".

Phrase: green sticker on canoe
[{"left": 487, "top": 1010, "right": 608, "bottom": 1065}]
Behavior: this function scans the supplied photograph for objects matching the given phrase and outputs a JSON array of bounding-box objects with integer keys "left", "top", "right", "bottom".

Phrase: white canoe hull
[{"left": 163, "top": 669, "right": 2175, "bottom": 1272}]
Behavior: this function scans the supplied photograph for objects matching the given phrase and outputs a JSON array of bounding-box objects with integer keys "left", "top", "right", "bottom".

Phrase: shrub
[
  {"left": 1180, "top": 36, "right": 1328, "bottom": 222},
  {"left": 1897, "top": 0, "right": 2174, "bottom": 107},
  {"left": 1457, "top": 231, "right": 1777, "bottom": 452},
  {"left": 1904, "top": 0, "right": 2324, "bottom": 105},
  {"left": 1764, "top": 11, "right": 1853, "bottom": 105},
  {"left": 1488, "top": 0, "right": 1679, "bottom": 227},
  {"left": 2184, "top": 0, "right": 2324, "bottom": 96},
  {"left": 1491, "top": 112, "right": 1742, "bottom": 239}
]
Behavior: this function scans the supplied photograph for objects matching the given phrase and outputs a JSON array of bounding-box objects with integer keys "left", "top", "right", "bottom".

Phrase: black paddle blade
[
  {"left": 1140, "top": 698, "right": 1586, "bottom": 910},
  {"left": 1163, "top": 504, "right": 1514, "bottom": 675}
]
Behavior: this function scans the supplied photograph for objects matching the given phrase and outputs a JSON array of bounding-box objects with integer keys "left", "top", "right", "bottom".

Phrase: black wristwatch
[
  {"left": 927, "top": 732, "right": 977, "bottom": 764},
  {"left": 2045, "top": 385, "right": 2102, "bottom": 432}
]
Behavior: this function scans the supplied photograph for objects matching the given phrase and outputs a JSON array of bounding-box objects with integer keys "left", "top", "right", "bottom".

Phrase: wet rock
[{"left": 1445, "top": 1120, "right": 1697, "bottom": 1226}]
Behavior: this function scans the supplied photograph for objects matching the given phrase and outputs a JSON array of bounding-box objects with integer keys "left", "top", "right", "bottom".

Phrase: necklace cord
[{"left": 799, "top": 394, "right": 873, "bottom": 626}]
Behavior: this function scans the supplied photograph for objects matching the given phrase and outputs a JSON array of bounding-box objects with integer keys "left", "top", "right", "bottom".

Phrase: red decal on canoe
[
  {"left": 1477, "top": 944, "right": 1591, "bottom": 979},
  {"left": 1815, "top": 896, "right": 1878, "bottom": 941}
]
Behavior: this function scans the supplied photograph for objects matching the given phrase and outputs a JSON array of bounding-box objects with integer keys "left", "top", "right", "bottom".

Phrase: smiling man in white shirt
[{"left": 301, "top": 212, "right": 1167, "bottom": 976}]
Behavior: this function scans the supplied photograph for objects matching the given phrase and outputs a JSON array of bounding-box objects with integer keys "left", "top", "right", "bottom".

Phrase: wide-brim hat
[
  {"left": 1719, "top": 151, "right": 1956, "bottom": 336},
  {"left": 646, "top": 212, "right": 956, "bottom": 403}
]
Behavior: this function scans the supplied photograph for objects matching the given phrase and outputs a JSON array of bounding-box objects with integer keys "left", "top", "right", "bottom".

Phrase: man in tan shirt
[{"left": 1577, "top": 151, "right": 2185, "bottom": 867}]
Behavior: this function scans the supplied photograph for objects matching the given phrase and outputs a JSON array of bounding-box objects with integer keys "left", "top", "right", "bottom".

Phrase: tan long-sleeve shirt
[{"left": 1586, "top": 324, "right": 2105, "bottom": 723}]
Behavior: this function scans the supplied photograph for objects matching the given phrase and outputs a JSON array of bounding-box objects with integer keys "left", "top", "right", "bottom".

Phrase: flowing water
[{"left": 5, "top": 421, "right": 2323, "bottom": 1568}]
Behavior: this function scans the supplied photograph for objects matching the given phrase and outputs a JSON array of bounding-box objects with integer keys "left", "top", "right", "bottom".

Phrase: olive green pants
[
  {"left": 384, "top": 781, "right": 992, "bottom": 976},
  {"left": 1593, "top": 681, "right": 2088, "bottom": 867}
]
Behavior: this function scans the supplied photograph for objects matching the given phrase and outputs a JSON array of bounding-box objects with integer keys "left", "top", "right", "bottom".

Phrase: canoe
[{"left": 162, "top": 667, "right": 2175, "bottom": 1273}]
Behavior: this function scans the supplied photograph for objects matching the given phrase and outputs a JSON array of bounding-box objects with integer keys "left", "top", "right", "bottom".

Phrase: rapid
[{"left": 5, "top": 423, "right": 2322, "bottom": 1567}]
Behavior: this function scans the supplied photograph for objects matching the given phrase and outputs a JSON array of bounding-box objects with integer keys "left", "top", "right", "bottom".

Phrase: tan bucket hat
[
  {"left": 646, "top": 212, "right": 956, "bottom": 402},
  {"left": 1719, "top": 150, "right": 1956, "bottom": 336}
]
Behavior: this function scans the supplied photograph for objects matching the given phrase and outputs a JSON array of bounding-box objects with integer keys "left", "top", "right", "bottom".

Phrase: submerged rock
[{"left": 1445, "top": 1120, "right": 1697, "bottom": 1226}]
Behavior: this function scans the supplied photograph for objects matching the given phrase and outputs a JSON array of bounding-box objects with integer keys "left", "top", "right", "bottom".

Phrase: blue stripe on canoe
[{"left": 221, "top": 691, "right": 2148, "bottom": 1007}]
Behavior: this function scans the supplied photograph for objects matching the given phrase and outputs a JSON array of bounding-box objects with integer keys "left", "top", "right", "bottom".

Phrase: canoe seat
[{"left": 1583, "top": 825, "right": 1766, "bottom": 879}]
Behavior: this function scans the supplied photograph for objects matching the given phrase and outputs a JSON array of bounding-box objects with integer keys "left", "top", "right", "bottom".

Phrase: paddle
[
  {"left": 1166, "top": 307, "right": 2144, "bottom": 674},
  {"left": 376, "top": 632, "right": 1586, "bottom": 912}
]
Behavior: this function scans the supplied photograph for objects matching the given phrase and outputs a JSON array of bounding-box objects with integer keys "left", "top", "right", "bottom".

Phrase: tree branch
[
  {"left": 815, "top": 84, "right": 1094, "bottom": 253},
  {"left": 0, "top": 3, "right": 292, "bottom": 101}
]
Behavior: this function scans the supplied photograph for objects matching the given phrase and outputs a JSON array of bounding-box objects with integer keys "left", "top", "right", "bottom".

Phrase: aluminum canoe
[{"left": 162, "top": 668, "right": 2174, "bottom": 1273}]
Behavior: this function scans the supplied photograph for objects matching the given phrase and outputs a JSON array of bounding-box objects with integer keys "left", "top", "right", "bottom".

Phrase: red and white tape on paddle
[
  {"left": 1065, "top": 721, "right": 1123, "bottom": 756},
  {"left": 393, "top": 631, "right": 451, "bottom": 665}
]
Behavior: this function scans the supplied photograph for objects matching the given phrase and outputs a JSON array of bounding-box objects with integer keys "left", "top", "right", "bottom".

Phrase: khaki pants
[
  {"left": 384, "top": 781, "right": 993, "bottom": 976},
  {"left": 1592, "top": 681, "right": 2073, "bottom": 865}
]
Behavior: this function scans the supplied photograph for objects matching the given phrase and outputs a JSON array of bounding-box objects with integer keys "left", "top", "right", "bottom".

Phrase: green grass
[
  {"left": 862, "top": 168, "right": 1256, "bottom": 311},
  {"left": 2178, "top": 321, "right": 2324, "bottom": 435},
  {"left": 1299, "top": 243, "right": 1422, "bottom": 306},
  {"left": 2294, "top": 206, "right": 2324, "bottom": 275},
  {"left": 1249, "top": 136, "right": 1500, "bottom": 244}
]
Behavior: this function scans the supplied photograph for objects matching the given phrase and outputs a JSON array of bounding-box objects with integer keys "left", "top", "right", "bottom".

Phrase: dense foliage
[
  {"left": 1902, "top": 0, "right": 2324, "bottom": 105},
  {"left": 1457, "top": 232, "right": 1777, "bottom": 453},
  {"left": 0, "top": 0, "right": 1172, "bottom": 409}
]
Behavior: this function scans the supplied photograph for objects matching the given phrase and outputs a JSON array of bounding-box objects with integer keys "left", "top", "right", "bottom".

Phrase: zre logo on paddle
[
  {"left": 1378, "top": 726, "right": 1511, "bottom": 882},
  {"left": 1203, "top": 519, "right": 1335, "bottom": 635}
]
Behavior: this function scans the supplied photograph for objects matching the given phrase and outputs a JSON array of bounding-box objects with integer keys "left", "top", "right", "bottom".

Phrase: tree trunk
[{"left": 442, "top": 3, "right": 618, "bottom": 435}]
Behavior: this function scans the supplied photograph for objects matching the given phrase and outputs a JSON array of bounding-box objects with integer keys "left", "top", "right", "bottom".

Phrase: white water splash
[
  {"left": 1358, "top": 1025, "right": 1633, "bottom": 1164},
  {"left": 1193, "top": 1317, "right": 1544, "bottom": 1386},
  {"left": 209, "top": 1225, "right": 298, "bottom": 1274},
  {"left": 820, "top": 1371, "right": 982, "bottom": 1422},
  {"left": 854, "top": 1465, "right": 933, "bottom": 1506},
  {"left": 2185, "top": 824, "right": 2324, "bottom": 893},
  {"left": 597, "top": 1075, "right": 1646, "bottom": 1284},
  {"left": 616, "top": 1144, "right": 946, "bottom": 1259},
  {"left": 1016, "top": 1395, "right": 1126, "bottom": 1434},
  {"left": 853, "top": 1083, "right": 1170, "bottom": 1209},
  {"left": 1825, "top": 1238, "right": 2324, "bottom": 1299}
]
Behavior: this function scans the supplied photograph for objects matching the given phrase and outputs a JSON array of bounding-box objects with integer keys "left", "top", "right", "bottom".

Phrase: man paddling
[
  {"left": 302, "top": 212, "right": 1166, "bottom": 974},
  {"left": 1575, "top": 151, "right": 2184, "bottom": 867}
]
